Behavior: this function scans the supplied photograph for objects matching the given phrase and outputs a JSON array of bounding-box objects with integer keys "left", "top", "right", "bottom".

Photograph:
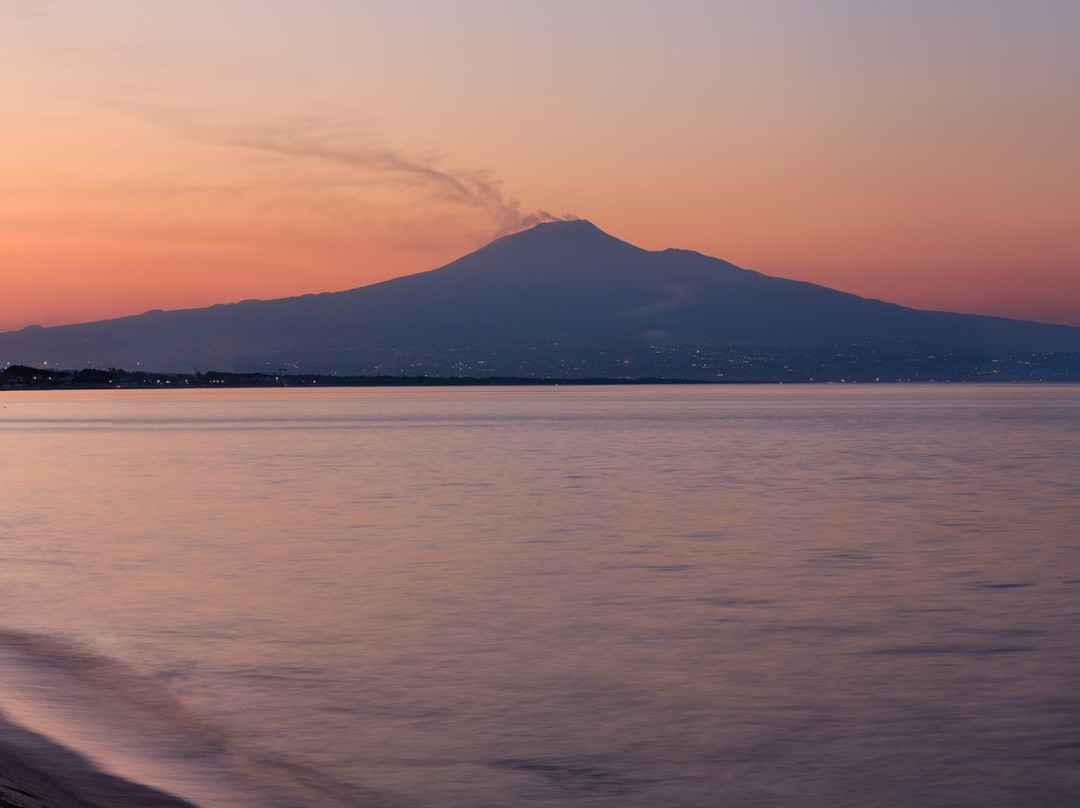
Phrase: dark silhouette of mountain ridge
[{"left": 2, "top": 219, "right": 1079, "bottom": 380}]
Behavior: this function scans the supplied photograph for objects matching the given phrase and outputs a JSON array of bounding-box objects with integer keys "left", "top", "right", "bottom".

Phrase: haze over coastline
[{"left": 3, "top": 1, "right": 1079, "bottom": 331}]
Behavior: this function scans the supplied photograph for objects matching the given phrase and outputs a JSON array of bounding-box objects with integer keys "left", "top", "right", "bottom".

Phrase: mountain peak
[
  {"left": 506, "top": 218, "right": 607, "bottom": 241},
  {"left": 486, "top": 218, "right": 641, "bottom": 259},
  {"left": 528, "top": 218, "right": 600, "bottom": 233}
]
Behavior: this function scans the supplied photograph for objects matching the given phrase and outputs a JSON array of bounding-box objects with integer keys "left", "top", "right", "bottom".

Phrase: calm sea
[{"left": 1, "top": 385, "right": 1079, "bottom": 807}]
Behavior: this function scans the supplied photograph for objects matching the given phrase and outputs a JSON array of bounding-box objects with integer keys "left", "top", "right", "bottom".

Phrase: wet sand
[{"left": 0, "top": 715, "right": 199, "bottom": 808}]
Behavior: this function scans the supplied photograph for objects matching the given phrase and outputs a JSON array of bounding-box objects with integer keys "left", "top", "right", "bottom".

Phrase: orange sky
[{"left": 3, "top": 0, "right": 1079, "bottom": 331}]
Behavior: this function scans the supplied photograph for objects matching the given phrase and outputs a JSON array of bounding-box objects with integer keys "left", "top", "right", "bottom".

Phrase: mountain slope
[{"left": 3, "top": 220, "right": 1079, "bottom": 379}]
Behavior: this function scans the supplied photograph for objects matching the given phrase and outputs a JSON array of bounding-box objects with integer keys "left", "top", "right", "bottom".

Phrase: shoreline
[
  {"left": 7, "top": 356, "right": 1080, "bottom": 389},
  {"left": 1, "top": 367, "right": 716, "bottom": 391},
  {"left": 0, "top": 715, "right": 200, "bottom": 808}
]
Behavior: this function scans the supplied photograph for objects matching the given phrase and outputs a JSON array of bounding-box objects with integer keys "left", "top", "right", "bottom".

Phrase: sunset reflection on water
[{"left": 2, "top": 385, "right": 1079, "bottom": 807}]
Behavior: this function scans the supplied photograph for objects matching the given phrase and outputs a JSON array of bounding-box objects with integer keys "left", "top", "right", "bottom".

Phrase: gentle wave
[{"left": 0, "top": 628, "right": 396, "bottom": 808}]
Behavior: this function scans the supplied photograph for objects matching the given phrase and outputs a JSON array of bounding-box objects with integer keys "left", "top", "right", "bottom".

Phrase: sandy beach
[{"left": 0, "top": 715, "right": 198, "bottom": 808}]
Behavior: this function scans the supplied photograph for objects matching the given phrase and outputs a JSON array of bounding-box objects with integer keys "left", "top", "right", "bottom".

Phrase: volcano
[{"left": 3, "top": 220, "right": 1079, "bottom": 380}]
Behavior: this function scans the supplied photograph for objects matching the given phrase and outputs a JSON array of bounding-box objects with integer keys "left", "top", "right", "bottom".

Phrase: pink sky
[{"left": 2, "top": 0, "right": 1079, "bottom": 331}]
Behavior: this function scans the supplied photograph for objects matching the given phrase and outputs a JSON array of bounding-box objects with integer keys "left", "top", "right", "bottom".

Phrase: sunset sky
[{"left": 3, "top": 0, "right": 1079, "bottom": 332}]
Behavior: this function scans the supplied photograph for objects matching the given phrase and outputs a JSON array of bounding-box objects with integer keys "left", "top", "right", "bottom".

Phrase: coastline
[
  {"left": 0, "top": 366, "right": 713, "bottom": 391},
  {"left": 0, "top": 715, "right": 200, "bottom": 808},
  {"left": 5, "top": 362, "right": 1080, "bottom": 389}
]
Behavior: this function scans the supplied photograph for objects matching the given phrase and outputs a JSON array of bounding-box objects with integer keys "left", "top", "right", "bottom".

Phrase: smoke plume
[{"left": 139, "top": 109, "right": 576, "bottom": 239}]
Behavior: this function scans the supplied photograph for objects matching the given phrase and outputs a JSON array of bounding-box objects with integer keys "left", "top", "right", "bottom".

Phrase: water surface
[{"left": 1, "top": 385, "right": 1079, "bottom": 806}]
